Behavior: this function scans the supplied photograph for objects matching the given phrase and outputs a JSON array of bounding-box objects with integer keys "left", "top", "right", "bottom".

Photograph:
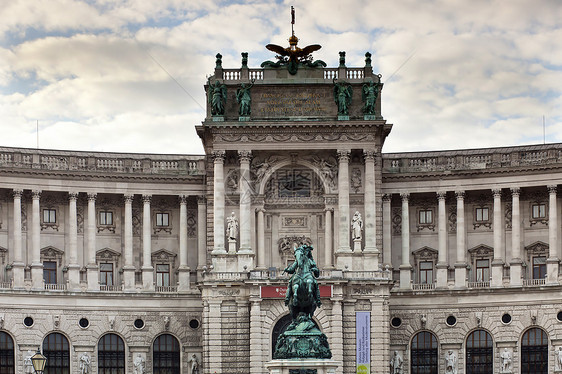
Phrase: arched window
[
  {"left": 0, "top": 332, "right": 14, "bottom": 373},
  {"left": 272, "top": 314, "right": 293, "bottom": 356},
  {"left": 153, "top": 334, "right": 180, "bottom": 374},
  {"left": 466, "top": 330, "right": 493, "bottom": 373},
  {"left": 521, "top": 328, "right": 548, "bottom": 374},
  {"left": 411, "top": 331, "right": 438, "bottom": 374},
  {"left": 98, "top": 333, "right": 125, "bottom": 373},
  {"left": 43, "top": 332, "right": 70, "bottom": 374}
]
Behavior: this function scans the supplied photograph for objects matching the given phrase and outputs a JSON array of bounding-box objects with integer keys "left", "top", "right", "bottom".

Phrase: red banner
[{"left": 260, "top": 285, "right": 332, "bottom": 298}]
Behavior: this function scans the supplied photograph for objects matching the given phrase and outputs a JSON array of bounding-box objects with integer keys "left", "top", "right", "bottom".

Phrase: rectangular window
[
  {"left": 156, "top": 213, "right": 169, "bottom": 227},
  {"left": 156, "top": 264, "right": 170, "bottom": 287},
  {"left": 419, "top": 210, "right": 433, "bottom": 224},
  {"left": 43, "top": 209, "right": 56, "bottom": 223},
  {"left": 419, "top": 261, "right": 433, "bottom": 284},
  {"left": 43, "top": 261, "right": 57, "bottom": 284},
  {"left": 99, "top": 263, "right": 114, "bottom": 286},
  {"left": 99, "top": 211, "right": 113, "bottom": 226},
  {"left": 475, "top": 207, "right": 489, "bottom": 222},
  {"left": 532, "top": 256, "right": 546, "bottom": 280},
  {"left": 532, "top": 204, "right": 546, "bottom": 219},
  {"left": 475, "top": 259, "right": 490, "bottom": 282}
]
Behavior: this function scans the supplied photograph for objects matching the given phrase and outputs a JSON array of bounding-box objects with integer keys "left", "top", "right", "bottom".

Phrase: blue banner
[{"left": 356, "top": 312, "right": 370, "bottom": 374}]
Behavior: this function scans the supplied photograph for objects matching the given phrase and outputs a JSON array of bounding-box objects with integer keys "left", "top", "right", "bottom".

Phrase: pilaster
[
  {"left": 510, "top": 187, "right": 523, "bottom": 286},
  {"left": 399, "top": 192, "right": 412, "bottom": 289},
  {"left": 178, "top": 194, "right": 191, "bottom": 291},
  {"left": 436, "top": 191, "right": 448, "bottom": 289},
  {"left": 86, "top": 193, "right": 99, "bottom": 291},
  {"left": 30, "top": 190, "right": 43, "bottom": 290},
  {"left": 11, "top": 189, "right": 24, "bottom": 289},
  {"left": 454, "top": 191, "right": 467, "bottom": 289},
  {"left": 122, "top": 194, "right": 136, "bottom": 291},
  {"left": 547, "top": 185, "right": 559, "bottom": 284},
  {"left": 141, "top": 194, "right": 154, "bottom": 291},
  {"left": 67, "top": 191, "right": 81, "bottom": 291}
]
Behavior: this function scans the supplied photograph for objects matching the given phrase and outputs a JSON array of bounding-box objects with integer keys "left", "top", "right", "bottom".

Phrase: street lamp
[{"left": 31, "top": 348, "right": 47, "bottom": 374}]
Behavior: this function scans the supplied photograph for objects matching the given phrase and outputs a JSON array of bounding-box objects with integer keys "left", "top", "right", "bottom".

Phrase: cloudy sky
[{"left": 1, "top": 0, "right": 561, "bottom": 155}]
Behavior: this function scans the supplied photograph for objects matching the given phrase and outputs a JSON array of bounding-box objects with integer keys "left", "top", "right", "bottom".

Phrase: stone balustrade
[
  {"left": 0, "top": 147, "right": 205, "bottom": 176},
  {"left": 383, "top": 144, "right": 562, "bottom": 174}
]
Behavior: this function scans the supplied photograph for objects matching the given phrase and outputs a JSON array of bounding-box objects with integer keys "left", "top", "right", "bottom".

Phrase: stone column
[
  {"left": 399, "top": 193, "right": 412, "bottom": 289},
  {"left": 324, "top": 208, "right": 333, "bottom": 268},
  {"left": 67, "top": 192, "right": 80, "bottom": 291},
  {"left": 510, "top": 188, "right": 523, "bottom": 286},
  {"left": 206, "top": 300, "right": 223, "bottom": 372},
  {"left": 212, "top": 150, "right": 226, "bottom": 254},
  {"left": 382, "top": 194, "right": 392, "bottom": 268},
  {"left": 454, "top": 191, "right": 467, "bottom": 288},
  {"left": 547, "top": 185, "right": 559, "bottom": 284},
  {"left": 336, "top": 150, "right": 351, "bottom": 253},
  {"left": 330, "top": 295, "right": 344, "bottom": 372},
  {"left": 249, "top": 299, "right": 263, "bottom": 373},
  {"left": 30, "top": 190, "right": 43, "bottom": 290},
  {"left": 86, "top": 193, "right": 99, "bottom": 291},
  {"left": 238, "top": 150, "right": 252, "bottom": 254},
  {"left": 11, "top": 189, "right": 24, "bottom": 288},
  {"left": 256, "top": 207, "right": 266, "bottom": 269},
  {"left": 491, "top": 188, "right": 504, "bottom": 287},
  {"left": 141, "top": 194, "right": 154, "bottom": 291},
  {"left": 178, "top": 195, "right": 190, "bottom": 291},
  {"left": 436, "top": 191, "right": 448, "bottom": 288},
  {"left": 122, "top": 194, "right": 135, "bottom": 291},
  {"left": 363, "top": 150, "right": 377, "bottom": 253},
  {"left": 197, "top": 196, "right": 207, "bottom": 271}
]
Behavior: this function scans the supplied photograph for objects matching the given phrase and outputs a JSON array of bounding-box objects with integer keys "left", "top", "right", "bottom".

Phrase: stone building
[{"left": 0, "top": 42, "right": 559, "bottom": 374}]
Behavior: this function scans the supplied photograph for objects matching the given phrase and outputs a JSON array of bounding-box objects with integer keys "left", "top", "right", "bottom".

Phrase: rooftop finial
[{"left": 291, "top": 6, "right": 295, "bottom": 36}]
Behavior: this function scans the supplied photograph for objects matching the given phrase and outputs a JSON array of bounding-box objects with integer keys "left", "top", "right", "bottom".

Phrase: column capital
[
  {"left": 548, "top": 185, "right": 558, "bottom": 194},
  {"left": 382, "top": 193, "right": 392, "bottom": 202},
  {"left": 455, "top": 190, "right": 465, "bottom": 200},
  {"left": 337, "top": 149, "right": 351, "bottom": 162},
  {"left": 68, "top": 192, "right": 79, "bottom": 201},
  {"left": 256, "top": 207, "right": 266, "bottom": 214},
  {"left": 212, "top": 150, "right": 226, "bottom": 163},
  {"left": 492, "top": 188, "right": 502, "bottom": 198},
  {"left": 12, "top": 189, "right": 23, "bottom": 198},
  {"left": 31, "top": 190, "right": 42, "bottom": 199},
  {"left": 510, "top": 187, "right": 521, "bottom": 196},
  {"left": 400, "top": 192, "right": 410, "bottom": 201},
  {"left": 238, "top": 150, "right": 252, "bottom": 163},
  {"left": 437, "top": 191, "right": 447, "bottom": 201},
  {"left": 324, "top": 207, "right": 334, "bottom": 213},
  {"left": 142, "top": 194, "right": 152, "bottom": 204},
  {"left": 363, "top": 150, "right": 376, "bottom": 161},
  {"left": 87, "top": 192, "right": 97, "bottom": 201},
  {"left": 179, "top": 194, "right": 188, "bottom": 204},
  {"left": 123, "top": 194, "right": 134, "bottom": 203},
  {"left": 197, "top": 195, "right": 206, "bottom": 204}
]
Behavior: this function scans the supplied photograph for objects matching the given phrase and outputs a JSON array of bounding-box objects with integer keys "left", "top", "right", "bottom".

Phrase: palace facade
[{"left": 0, "top": 46, "right": 560, "bottom": 374}]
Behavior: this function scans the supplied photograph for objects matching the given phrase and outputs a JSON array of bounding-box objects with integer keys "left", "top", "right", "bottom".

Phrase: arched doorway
[
  {"left": 410, "top": 331, "right": 438, "bottom": 374},
  {"left": 153, "top": 334, "right": 180, "bottom": 374},
  {"left": 466, "top": 329, "right": 493, "bottom": 373},
  {"left": 0, "top": 332, "right": 14, "bottom": 373},
  {"left": 521, "top": 327, "right": 548, "bottom": 374},
  {"left": 98, "top": 333, "right": 125, "bottom": 373},
  {"left": 43, "top": 332, "right": 70, "bottom": 374}
]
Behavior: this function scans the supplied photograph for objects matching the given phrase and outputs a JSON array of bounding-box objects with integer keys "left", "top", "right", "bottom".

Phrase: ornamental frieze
[{"left": 213, "top": 132, "right": 376, "bottom": 144}]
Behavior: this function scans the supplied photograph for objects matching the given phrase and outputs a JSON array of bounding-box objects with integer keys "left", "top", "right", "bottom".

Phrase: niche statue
[{"left": 273, "top": 245, "right": 332, "bottom": 359}]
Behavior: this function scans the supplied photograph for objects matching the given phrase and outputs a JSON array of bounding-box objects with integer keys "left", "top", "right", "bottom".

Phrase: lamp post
[{"left": 31, "top": 348, "right": 47, "bottom": 374}]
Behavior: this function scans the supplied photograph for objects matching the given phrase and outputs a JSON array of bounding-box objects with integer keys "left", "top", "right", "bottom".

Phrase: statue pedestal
[
  {"left": 265, "top": 359, "right": 341, "bottom": 374},
  {"left": 228, "top": 239, "right": 237, "bottom": 254},
  {"left": 353, "top": 238, "right": 362, "bottom": 252}
]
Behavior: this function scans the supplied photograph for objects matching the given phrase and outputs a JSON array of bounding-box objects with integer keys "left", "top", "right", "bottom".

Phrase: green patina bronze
[
  {"left": 236, "top": 80, "right": 254, "bottom": 116},
  {"left": 362, "top": 81, "right": 381, "bottom": 115},
  {"left": 333, "top": 80, "right": 353, "bottom": 116},
  {"left": 207, "top": 80, "right": 227, "bottom": 116},
  {"left": 273, "top": 245, "right": 331, "bottom": 360}
]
